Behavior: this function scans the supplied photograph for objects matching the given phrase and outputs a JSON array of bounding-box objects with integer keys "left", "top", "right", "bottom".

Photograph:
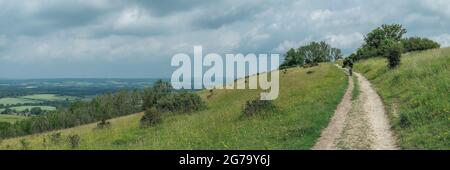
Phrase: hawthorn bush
[
  {"left": 242, "top": 99, "right": 275, "bottom": 117},
  {"left": 140, "top": 108, "right": 162, "bottom": 127},
  {"left": 155, "top": 92, "right": 205, "bottom": 113},
  {"left": 382, "top": 39, "right": 403, "bottom": 69}
]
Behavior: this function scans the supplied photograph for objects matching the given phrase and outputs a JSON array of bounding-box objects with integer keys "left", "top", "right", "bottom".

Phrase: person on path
[{"left": 348, "top": 60, "right": 353, "bottom": 76}]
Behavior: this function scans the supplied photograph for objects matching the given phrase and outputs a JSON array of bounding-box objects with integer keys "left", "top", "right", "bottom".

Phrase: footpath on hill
[{"left": 313, "top": 65, "right": 398, "bottom": 150}]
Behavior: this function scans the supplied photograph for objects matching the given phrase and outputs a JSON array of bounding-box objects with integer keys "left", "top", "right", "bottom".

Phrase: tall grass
[
  {"left": 354, "top": 48, "right": 450, "bottom": 149},
  {"left": 0, "top": 63, "right": 347, "bottom": 150}
]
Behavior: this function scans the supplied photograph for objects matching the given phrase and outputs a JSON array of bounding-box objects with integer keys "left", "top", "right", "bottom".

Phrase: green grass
[
  {"left": 351, "top": 75, "right": 360, "bottom": 101},
  {"left": 0, "top": 114, "right": 27, "bottom": 123},
  {"left": 0, "top": 63, "right": 348, "bottom": 150},
  {"left": 9, "top": 106, "right": 56, "bottom": 112},
  {"left": 0, "top": 97, "right": 41, "bottom": 105},
  {"left": 354, "top": 48, "right": 450, "bottom": 149}
]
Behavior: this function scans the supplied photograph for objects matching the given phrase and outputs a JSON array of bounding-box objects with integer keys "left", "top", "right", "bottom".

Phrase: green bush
[
  {"left": 155, "top": 92, "right": 205, "bottom": 113},
  {"left": 20, "top": 139, "right": 30, "bottom": 150},
  {"left": 401, "top": 37, "right": 440, "bottom": 52},
  {"left": 140, "top": 108, "right": 162, "bottom": 127},
  {"left": 382, "top": 39, "right": 403, "bottom": 69},
  {"left": 67, "top": 134, "right": 81, "bottom": 149},
  {"left": 96, "top": 119, "right": 111, "bottom": 129},
  {"left": 142, "top": 80, "right": 172, "bottom": 110},
  {"left": 242, "top": 99, "right": 275, "bottom": 117},
  {"left": 49, "top": 132, "right": 62, "bottom": 144}
]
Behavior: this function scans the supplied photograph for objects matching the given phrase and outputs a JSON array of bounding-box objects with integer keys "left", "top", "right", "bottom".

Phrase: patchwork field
[
  {"left": 0, "top": 97, "right": 41, "bottom": 105},
  {"left": 20, "top": 94, "right": 80, "bottom": 102},
  {"left": 9, "top": 106, "right": 56, "bottom": 112},
  {"left": 0, "top": 114, "right": 27, "bottom": 123},
  {"left": 0, "top": 94, "right": 81, "bottom": 106}
]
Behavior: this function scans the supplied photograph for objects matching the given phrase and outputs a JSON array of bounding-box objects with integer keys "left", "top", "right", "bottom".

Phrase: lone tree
[
  {"left": 365, "top": 24, "right": 406, "bottom": 50},
  {"left": 355, "top": 24, "right": 407, "bottom": 60}
]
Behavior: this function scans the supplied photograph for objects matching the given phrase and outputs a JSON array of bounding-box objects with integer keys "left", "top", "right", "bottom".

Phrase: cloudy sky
[{"left": 0, "top": 0, "right": 449, "bottom": 78}]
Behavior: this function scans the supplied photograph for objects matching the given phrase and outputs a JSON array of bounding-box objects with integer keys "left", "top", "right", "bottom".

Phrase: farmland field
[
  {"left": 0, "top": 97, "right": 41, "bottom": 105},
  {"left": 9, "top": 106, "right": 56, "bottom": 112},
  {"left": 0, "top": 114, "right": 27, "bottom": 123},
  {"left": 20, "top": 94, "right": 80, "bottom": 102}
]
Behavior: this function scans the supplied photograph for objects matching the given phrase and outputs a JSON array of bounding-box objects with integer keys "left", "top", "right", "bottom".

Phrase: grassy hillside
[
  {"left": 354, "top": 48, "right": 450, "bottom": 149},
  {"left": 0, "top": 63, "right": 347, "bottom": 150}
]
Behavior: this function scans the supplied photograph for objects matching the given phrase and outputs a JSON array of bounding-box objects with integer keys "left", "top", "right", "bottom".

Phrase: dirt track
[{"left": 313, "top": 66, "right": 398, "bottom": 150}]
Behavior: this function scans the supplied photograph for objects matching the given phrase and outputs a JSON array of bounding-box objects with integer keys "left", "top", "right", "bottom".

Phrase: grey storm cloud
[{"left": 0, "top": 0, "right": 449, "bottom": 78}]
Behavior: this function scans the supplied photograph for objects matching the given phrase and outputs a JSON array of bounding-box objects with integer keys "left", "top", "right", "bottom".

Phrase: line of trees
[
  {"left": 0, "top": 89, "right": 142, "bottom": 138},
  {"left": 0, "top": 80, "right": 204, "bottom": 139},
  {"left": 280, "top": 41, "right": 342, "bottom": 69},
  {"left": 401, "top": 37, "right": 440, "bottom": 52}
]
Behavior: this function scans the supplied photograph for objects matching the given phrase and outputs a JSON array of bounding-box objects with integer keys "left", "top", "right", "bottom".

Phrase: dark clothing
[{"left": 348, "top": 61, "right": 353, "bottom": 76}]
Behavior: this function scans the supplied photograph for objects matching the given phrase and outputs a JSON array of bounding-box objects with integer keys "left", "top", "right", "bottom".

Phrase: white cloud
[
  {"left": 422, "top": 0, "right": 450, "bottom": 18},
  {"left": 310, "top": 9, "right": 332, "bottom": 21},
  {"left": 431, "top": 33, "right": 450, "bottom": 47},
  {"left": 325, "top": 32, "right": 364, "bottom": 49},
  {"left": 1, "top": 0, "right": 450, "bottom": 78}
]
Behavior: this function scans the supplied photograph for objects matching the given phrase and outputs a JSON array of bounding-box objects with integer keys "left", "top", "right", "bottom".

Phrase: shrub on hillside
[
  {"left": 155, "top": 92, "right": 205, "bottom": 113},
  {"left": 242, "top": 99, "right": 275, "bottom": 117},
  {"left": 401, "top": 37, "right": 440, "bottom": 52},
  {"left": 50, "top": 132, "right": 62, "bottom": 144},
  {"left": 140, "top": 108, "right": 162, "bottom": 127},
  {"left": 0, "top": 122, "right": 14, "bottom": 137},
  {"left": 67, "top": 134, "right": 81, "bottom": 149},
  {"left": 96, "top": 119, "right": 111, "bottom": 129},
  {"left": 382, "top": 39, "right": 403, "bottom": 69},
  {"left": 20, "top": 139, "right": 30, "bottom": 150}
]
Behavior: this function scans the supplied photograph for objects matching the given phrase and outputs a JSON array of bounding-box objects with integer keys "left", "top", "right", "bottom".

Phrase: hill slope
[
  {"left": 354, "top": 47, "right": 450, "bottom": 149},
  {"left": 1, "top": 63, "right": 348, "bottom": 150}
]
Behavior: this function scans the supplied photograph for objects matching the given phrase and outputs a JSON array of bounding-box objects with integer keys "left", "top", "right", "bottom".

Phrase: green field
[
  {"left": 0, "top": 94, "right": 80, "bottom": 107},
  {"left": 9, "top": 106, "right": 56, "bottom": 112},
  {"left": 0, "top": 114, "right": 27, "bottom": 123},
  {"left": 0, "top": 97, "right": 41, "bottom": 105},
  {"left": 20, "top": 94, "right": 79, "bottom": 102},
  {"left": 0, "top": 63, "right": 348, "bottom": 150},
  {"left": 354, "top": 47, "right": 450, "bottom": 149}
]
